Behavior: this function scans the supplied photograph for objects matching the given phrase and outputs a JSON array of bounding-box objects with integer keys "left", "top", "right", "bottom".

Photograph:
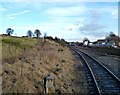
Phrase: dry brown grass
[{"left": 2, "top": 38, "right": 87, "bottom": 93}]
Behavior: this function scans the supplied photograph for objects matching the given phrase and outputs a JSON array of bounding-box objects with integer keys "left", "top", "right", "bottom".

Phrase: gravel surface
[
  {"left": 76, "top": 46, "right": 120, "bottom": 79},
  {"left": 70, "top": 49, "right": 88, "bottom": 94}
]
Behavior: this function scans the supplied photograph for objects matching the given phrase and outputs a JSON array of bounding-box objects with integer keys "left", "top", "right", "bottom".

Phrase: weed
[
  {"left": 61, "top": 59, "right": 66, "bottom": 63},
  {"left": 58, "top": 49, "right": 63, "bottom": 51}
]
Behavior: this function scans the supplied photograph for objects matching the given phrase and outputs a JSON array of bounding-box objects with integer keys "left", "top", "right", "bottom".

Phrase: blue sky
[{"left": 0, "top": 1, "right": 119, "bottom": 42}]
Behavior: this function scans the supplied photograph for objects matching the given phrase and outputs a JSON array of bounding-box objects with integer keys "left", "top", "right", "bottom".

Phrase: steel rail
[
  {"left": 76, "top": 47, "right": 120, "bottom": 83},
  {"left": 70, "top": 46, "right": 120, "bottom": 94},
  {"left": 71, "top": 47, "right": 101, "bottom": 95}
]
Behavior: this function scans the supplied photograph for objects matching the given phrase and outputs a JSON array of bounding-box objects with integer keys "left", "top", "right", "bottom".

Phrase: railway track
[{"left": 70, "top": 46, "right": 120, "bottom": 94}]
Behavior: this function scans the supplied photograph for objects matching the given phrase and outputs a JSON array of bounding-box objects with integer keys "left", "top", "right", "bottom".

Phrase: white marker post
[{"left": 44, "top": 74, "right": 54, "bottom": 93}]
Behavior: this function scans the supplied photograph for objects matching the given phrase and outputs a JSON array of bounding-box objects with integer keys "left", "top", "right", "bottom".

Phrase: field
[{"left": 2, "top": 36, "right": 87, "bottom": 93}]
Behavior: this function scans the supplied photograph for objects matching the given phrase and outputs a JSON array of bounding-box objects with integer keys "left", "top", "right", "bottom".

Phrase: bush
[{"left": 54, "top": 37, "right": 67, "bottom": 47}]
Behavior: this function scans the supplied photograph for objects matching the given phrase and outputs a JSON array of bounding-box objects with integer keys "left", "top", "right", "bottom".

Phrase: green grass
[
  {"left": 2, "top": 36, "right": 38, "bottom": 61},
  {"left": 2, "top": 36, "right": 38, "bottom": 47}
]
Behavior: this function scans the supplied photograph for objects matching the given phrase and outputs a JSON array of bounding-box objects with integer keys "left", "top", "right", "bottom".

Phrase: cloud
[
  {"left": 7, "top": 2, "right": 43, "bottom": 10},
  {"left": 1, "top": 2, "right": 117, "bottom": 42},
  {"left": 8, "top": 16, "right": 15, "bottom": 19},
  {"left": 1, "top": 0, "right": 33, "bottom": 2},
  {"left": 8, "top": 10, "right": 30, "bottom": 17},
  {"left": 89, "top": 10, "right": 101, "bottom": 22},
  {"left": 79, "top": 24, "right": 108, "bottom": 37},
  {"left": 79, "top": 23, "right": 106, "bottom": 31},
  {"left": 111, "top": 10, "right": 118, "bottom": 19},
  {"left": 10, "top": 21, "right": 80, "bottom": 39},
  {"left": 45, "top": 4, "right": 117, "bottom": 38},
  {"left": 0, "top": 7, "right": 7, "bottom": 12},
  {"left": 46, "top": 6, "right": 86, "bottom": 17},
  {"left": 7, "top": 10, "right": 30, "bottom": 19},
  {"left": 76, "top": 10, "right": 109, "bottom": 37},
  {"left": 90, "top": 7, "right": 118, "bottom": 19},
  {"left": 1, "top": 0, "right": 119, "bottom": 2}
]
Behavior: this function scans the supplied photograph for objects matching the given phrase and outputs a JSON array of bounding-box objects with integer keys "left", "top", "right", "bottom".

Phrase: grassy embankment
[
  {"left": 2, "top": 36, "right": 87, "bottom": 93},
  {"left": 2, "top": 36, "right": 37, "bottom": 62}
]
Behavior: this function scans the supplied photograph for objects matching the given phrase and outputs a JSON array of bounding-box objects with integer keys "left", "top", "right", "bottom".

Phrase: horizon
[{"left": 0, "top": 1, "right": 119, "bottom": 42}]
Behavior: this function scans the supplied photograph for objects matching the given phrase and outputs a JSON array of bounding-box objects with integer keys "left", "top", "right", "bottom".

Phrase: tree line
[
  {"left": 5, "top": 28, "right": 67, "bottom": 46},
  {"left": 6, "top": 28, "right": 43, "bottom": 38}
]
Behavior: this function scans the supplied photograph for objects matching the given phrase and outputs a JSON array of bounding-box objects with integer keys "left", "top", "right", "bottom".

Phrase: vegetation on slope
[
  {"left": 2, "top": 36, "right": 87, "bottom": 93},
  {"left": 2, "top": 36, "right": 37, "bottom": 63}
]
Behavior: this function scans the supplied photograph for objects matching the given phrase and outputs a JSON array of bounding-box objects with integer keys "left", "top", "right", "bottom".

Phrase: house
[
  {"left": 95, "top": 39, "right": 115, "bottom": 47},
  {"left": 96, "top": 39, "right": 107, "bottom": 44},
  {"left": 106, "top": 34, "right": 120, "bottom": 46},
  {"left": 91, "top": 34, "right": 120, "bottom": 47},
  {"left": 119, "top": 42, "right": 120, "bottom": 47},
  {"left": 69, "top": 42, "right": 76, "bottom": 46}
]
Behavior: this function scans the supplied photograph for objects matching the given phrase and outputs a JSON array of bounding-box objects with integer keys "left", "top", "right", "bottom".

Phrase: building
[
  {"left": 118, "top": 39, "right": 120, "bottom": 47},
  {"left": 106, "top": 35, "right": 120, "bottom": 47},
  {"left": 69, "top": 42, "right": 76, "bottom": 46},
  {"left": 96, "top": 39, "right": 107, "bottom": 44}
]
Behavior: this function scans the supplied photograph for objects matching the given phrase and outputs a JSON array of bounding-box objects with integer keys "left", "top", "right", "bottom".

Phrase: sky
[{"left": 0, "top": 0, "right": 119, "bottom": 42}]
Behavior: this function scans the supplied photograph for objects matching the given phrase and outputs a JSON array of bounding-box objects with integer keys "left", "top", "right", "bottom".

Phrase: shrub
[
  {"left": 58, "top": 49, "right": 63, "bottom": 51},
  {"left": 61, "top": 60, "right": 66, "bottom": 63}
]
